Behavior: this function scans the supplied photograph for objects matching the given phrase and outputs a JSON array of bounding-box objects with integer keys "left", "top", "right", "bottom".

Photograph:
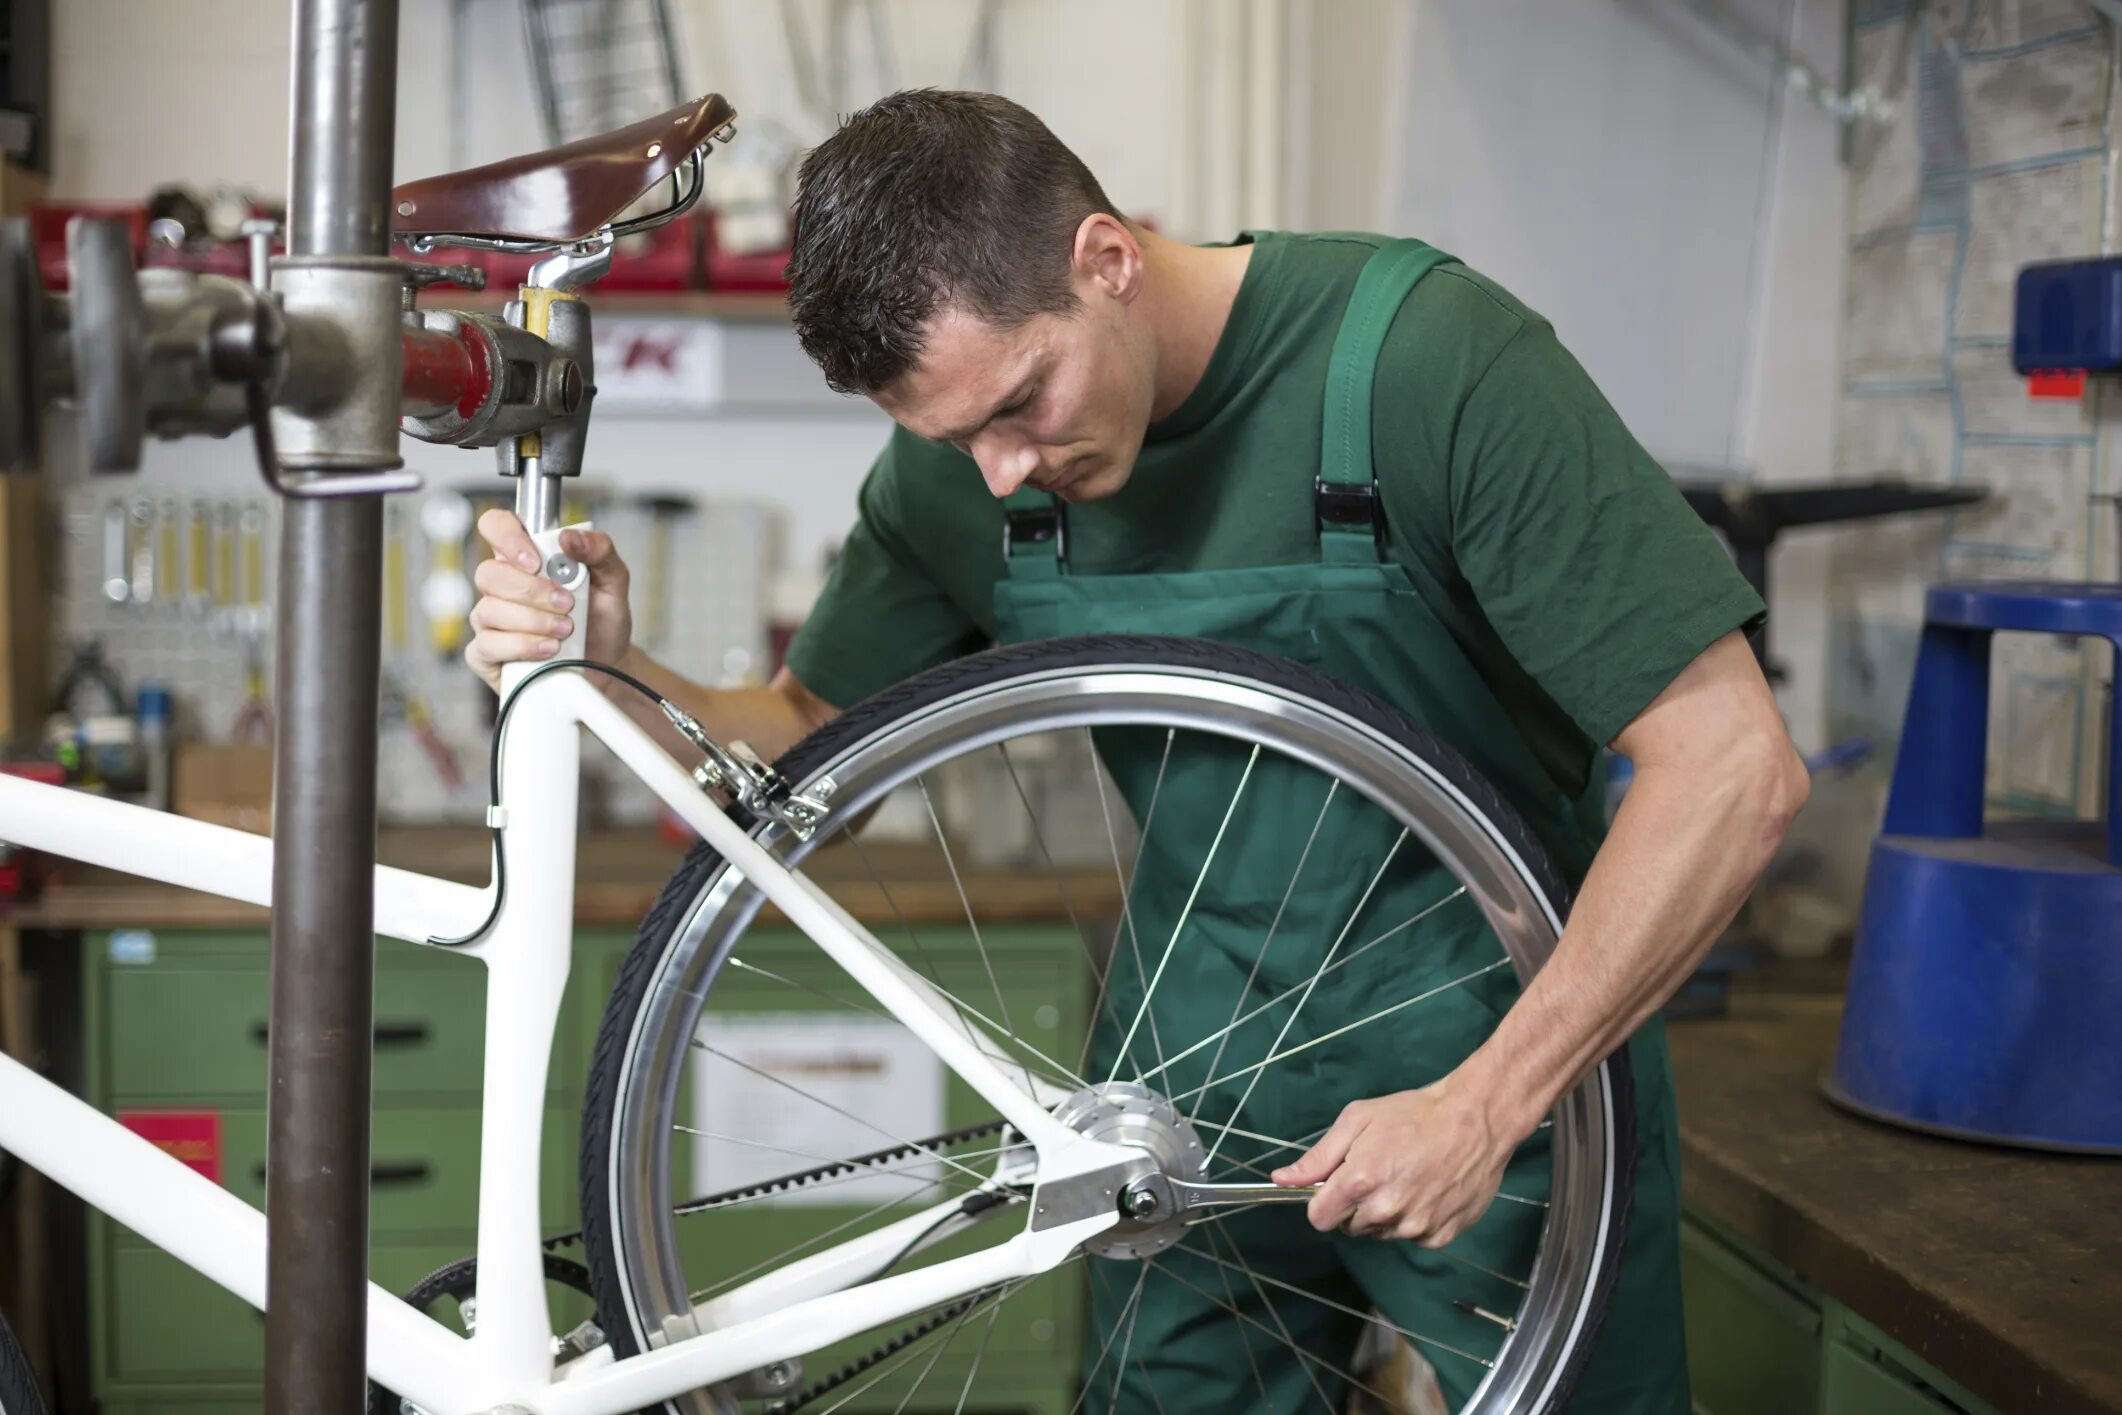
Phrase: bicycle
[{"left": 0, "top": 90, "right": 1633, "bottom": 1415}]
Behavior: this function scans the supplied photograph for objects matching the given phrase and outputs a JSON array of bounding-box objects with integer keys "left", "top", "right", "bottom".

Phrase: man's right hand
[{"left": 465, "top": 508, "right": 635, "bottom": 691}]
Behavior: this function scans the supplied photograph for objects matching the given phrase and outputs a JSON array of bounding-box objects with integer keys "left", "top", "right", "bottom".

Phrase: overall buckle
[
  {"left": 1315, "top": 477, "right": 1384, "bottom": 536},
  {"left": 1003, "top": 504, "right": 1066, "bottom": 560}
]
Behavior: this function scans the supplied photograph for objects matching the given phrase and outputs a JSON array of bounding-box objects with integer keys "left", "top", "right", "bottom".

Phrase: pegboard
[{"left": 52, "top": 478, "right": 772, "bottom": 826}]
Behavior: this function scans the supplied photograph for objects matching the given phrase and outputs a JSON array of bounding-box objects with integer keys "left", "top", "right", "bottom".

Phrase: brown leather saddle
[{"left": 391, "top": 93, "right": 736, "bottom": 245}]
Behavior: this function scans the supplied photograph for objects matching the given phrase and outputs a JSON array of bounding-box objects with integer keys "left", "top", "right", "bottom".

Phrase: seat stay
[{"left": 391, "top": 92, "right": 735, "bottom": 247}]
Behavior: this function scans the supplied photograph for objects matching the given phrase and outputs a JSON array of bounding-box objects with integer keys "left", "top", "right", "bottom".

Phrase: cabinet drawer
[
  {"left": 1681, "top": 1216, "right": 1821, "bottom": 1415},
  {"left": 1822, "top": 1337, "right": 1961, "bottom": 1415},
  {"left": 106, "top": 1106, "right": 576, "bottom": 1236},
  {"left": 96, "top": 932, "right": 576, "bottom": 1102},
  {"left": 100, "top": 1239, "right": 472, "bottom": 1387}
]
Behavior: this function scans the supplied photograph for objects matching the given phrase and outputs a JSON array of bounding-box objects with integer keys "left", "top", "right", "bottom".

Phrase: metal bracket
[{"left": 664, "top": 704, "right": 838, "bottom": 840}]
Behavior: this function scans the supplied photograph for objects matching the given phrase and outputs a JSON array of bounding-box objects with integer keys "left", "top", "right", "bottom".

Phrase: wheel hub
[{"left": 1050, "top": 1081, "right": 1207, "bottom": 1259}]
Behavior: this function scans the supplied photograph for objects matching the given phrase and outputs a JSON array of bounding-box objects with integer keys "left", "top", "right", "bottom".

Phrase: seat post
[
  {"left": 504, "top": 235, "right": 611, "bottom": 537},
  {"left": 515, "top": 456, "right": 562, "bottom": 535}
]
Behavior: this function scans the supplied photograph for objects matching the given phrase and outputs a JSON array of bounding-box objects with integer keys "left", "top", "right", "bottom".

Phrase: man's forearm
[
  {"left": 600, "top": 646, "right": 836, "bottom": 764},
  {"left": 1455, "top": 735, "right": 1808, "bottom": 1142}
]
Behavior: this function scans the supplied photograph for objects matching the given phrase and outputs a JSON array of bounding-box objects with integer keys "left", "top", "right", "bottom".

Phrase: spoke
[
  {"left": 725, "top": 952, "right": 1090, "bottom": 1095},
  {"left": 1143, "top": 1252, "right": 1415, "bottom": 1407},
  {"left": 1189, "top": 1118, "right": 1314, "bottom": 1160},
  {"left": 1106, "top": 1264, "right": 1146, "bottom": 1412},
  {"left": 1493, "top": 1192, "right": 1550, "bottom": 1208},
  {"left": 1177, "top": 1241, "right": 1495, "bottom": 1370},
  {"left": 1067, "top": 1264, "right": 1151, "bottom": 1415},
  {"left": 1135, "top": 1357, "right": 1173, "bottom": 1415},
  {"left": 884, "top": 1285, "right": 991, "bottom": 1415},
  {"left": 844, "top": 826, "right": 1001, "bottom": 1071},
  {"left": 951, "top": 1295, "right": 1007, "bottom": 1415},
  {"left": 687, "top": 1176, "right": 947, "bottom": 1303},
  {"left": 1205, "top": 1223, "right": 1337, "bottom": 1414},
  {"left": 997, "top": 739, "right": 1107, "bottom": 985},
  {"left": 1435, "top": 1246, "right": 1533, "bottom": 1292},
  {"left": 1080, "top": 726, "right": 1175, "bottom": 1079},
  {"left": 1191, "top": 779, "right": 1336, "bottom": 1127},
  {"left": 1176, "top": 957, "right": 1509, "bottom": 1111},
  {"left": 1197, "top": 1222, "right": 1301, "bottom": 1414},
  {"left": 1203, "top": 829, "right": 1407, "bottom": 1162},
  {"left": 919, "top": 774, "right": 1037, "bottom": 1098},
  {"left": 692, "top": 1042, "right": 996, "bottom": 1189},
  {"left": 865, "top": 965, "right": 1091, "bottom": 1094},
  {"left": 806, "top": 1302, "right": 966, "bottom": 1415},
  {"left": 1140, "top": 885, "right": 1470, "bottom": 1090},
  {"left": 1107, "top": 743, "right": 1263, "bottom": 1087},
  {"left": 846, "top": 828, "right": 953, "bottom": 993},
  {"left": 672, "top": 1124, "right": 1017, "bottom": 1172}
]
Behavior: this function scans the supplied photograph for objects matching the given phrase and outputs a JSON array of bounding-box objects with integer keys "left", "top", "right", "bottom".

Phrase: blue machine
[
  {"left": 1828, "top": 582, "right": 2122, "bottom": 1153},
  {"left": 2014, "top": 256, "right": 2122, "bottom": 374}
]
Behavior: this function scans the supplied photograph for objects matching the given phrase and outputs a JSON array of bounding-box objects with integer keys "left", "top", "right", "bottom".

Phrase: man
[{"left": 468, "top": 91, "right": 1807, "bottom": 1412}]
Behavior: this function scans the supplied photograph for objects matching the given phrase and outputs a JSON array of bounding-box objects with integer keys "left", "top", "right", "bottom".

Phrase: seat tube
[{"left": 516, "top": 456, "right": 563, "bottom": 535}]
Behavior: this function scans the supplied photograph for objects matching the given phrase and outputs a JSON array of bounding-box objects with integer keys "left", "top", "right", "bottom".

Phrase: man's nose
[{"left": 974, "top": 437, "right": 1040, "bottom": 499}]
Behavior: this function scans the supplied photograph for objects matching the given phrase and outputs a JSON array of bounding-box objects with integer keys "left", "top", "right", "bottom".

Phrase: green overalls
[{"left": 992, "top": 242, "right": 1688, "bottom": 1412}]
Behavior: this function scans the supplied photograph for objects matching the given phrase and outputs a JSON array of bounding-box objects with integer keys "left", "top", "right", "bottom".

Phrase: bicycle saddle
[{"left": 391, "top": 92, "right": 736, "bottom": 245}]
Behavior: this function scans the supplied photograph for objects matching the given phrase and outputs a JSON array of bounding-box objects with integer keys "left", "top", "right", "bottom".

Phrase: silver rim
[{"left": 600, "top": 661, "right": 1619, "bottom": 1413}]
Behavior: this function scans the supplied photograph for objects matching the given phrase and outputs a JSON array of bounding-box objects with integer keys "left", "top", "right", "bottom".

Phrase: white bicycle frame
[{"left": 0, "top": 606, "right": 1135, "bottom": 1415}]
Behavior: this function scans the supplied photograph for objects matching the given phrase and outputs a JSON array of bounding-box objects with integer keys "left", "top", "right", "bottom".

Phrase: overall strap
[
  {"left": 1318, "top": 239, "right": 1457, "bottom": 564},
  {"left": 1000, "top": 486, "right": 1065, "bottom": 580}
]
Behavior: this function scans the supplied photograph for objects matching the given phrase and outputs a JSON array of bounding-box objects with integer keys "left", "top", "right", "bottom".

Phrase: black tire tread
[
  {"left": 578, "top": 634, "right": 1634, "bottom": 1413},
  {"left": 0, "top": 1308, "right": 48, "bottom": 1415}
]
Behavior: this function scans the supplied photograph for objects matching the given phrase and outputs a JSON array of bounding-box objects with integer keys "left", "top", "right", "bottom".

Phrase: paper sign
[
  {"left": 690, "top": 1012, "right": 946, "bottom": 1207},
  {"left": 120, "top": 1109, "right": 222, "bottom": 1183}
]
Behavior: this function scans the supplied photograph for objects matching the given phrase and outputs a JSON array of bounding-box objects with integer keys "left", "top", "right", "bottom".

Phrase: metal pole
[{"left": 267, "top": 1, "right": 399, "bottom": 1411}]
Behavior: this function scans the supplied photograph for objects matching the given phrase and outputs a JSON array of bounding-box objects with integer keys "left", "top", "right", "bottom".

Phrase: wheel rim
[{"left": 600, "top": 661, "right": 1618, "bottom": 1413}]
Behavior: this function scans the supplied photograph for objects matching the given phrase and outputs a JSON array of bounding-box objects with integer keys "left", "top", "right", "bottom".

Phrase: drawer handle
[
  {"left": 249, "top": 1021, "right": 431, "bottom": 1047},
  {"left": 250, "top": 1159, "right": 432, "bottom": 1186}
]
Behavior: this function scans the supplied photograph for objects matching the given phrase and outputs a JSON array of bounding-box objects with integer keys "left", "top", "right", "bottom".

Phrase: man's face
[{"left": 872, "top": 294, "right": 1156, "bottom": 504}]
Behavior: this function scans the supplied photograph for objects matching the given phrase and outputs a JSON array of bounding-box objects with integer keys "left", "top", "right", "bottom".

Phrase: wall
[
  {"left": 1377, "top": 0, "right": 1850, "bottom": 748},
  {"left": 44, "top": 0, "right": 1280, "bottom": 583},
  {"left": 1829, "top": 0, "right": 2116, "bottom": 819}
]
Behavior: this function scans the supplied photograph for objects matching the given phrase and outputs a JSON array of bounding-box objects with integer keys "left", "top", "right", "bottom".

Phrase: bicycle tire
[
  {"left": 0, "top": 1308, "right": 47, "bottom": 1415},
  {"left": 580, "top": 634, "right": 1635, "bottom": 1414}
]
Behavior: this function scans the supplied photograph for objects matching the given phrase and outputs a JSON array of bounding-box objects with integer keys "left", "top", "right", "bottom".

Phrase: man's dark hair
[{"left": 786, "top": 89, "right": 1121, "bottom": 395}]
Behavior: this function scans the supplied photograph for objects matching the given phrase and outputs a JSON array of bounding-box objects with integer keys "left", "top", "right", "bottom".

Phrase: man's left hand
[{"left": 1270, "top": 1080, "right": 1513, "bottom": 1246}]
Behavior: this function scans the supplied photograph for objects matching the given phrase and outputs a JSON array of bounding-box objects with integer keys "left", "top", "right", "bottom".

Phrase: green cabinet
[
  {"left": 82, "top": 927, "right": 604, "bottom": 1409},
  {"left": 81, "top": 921, "right": 1095, "bottom": 1414},
  {"left": 1682, "top": 1213, "right": 2002, "bottom": 1415}
]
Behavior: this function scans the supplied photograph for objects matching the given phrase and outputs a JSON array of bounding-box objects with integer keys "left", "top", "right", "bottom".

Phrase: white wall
[
  {"left": 46, "top": 0, "right": 1848, "bottom": 739},
  {"left": 45, "top": 0, "right": 1267, "bottom": 577},
  {"left": 1375, "top": 0, "right": 1848, "bottom": 745}
]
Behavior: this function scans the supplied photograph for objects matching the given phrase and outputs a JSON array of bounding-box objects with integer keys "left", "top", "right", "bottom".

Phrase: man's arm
[{"left": 1274, "top": 631, "right": 1809, "bottom": 1242}]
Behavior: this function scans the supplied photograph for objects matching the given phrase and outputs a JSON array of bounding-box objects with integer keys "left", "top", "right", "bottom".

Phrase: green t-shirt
[{"left": 786, "top": 231, "right": 1763, "bottom": 798}]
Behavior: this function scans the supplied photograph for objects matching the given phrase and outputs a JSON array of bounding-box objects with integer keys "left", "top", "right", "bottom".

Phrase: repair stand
[{"left": 266, "top": 2, "right": 401, "bottom": 1409}]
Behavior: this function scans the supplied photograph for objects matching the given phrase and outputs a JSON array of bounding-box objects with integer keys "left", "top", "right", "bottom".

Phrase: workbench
[
  {"left": 1672, "top": 989, "right": 2121, "bottom": 1415},
  {"left": 4, "top": 825, "right": 1126, "bottom": 930}
]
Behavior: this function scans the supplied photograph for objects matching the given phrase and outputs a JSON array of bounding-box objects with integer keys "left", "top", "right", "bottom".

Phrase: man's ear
[{"left": 1072, "top": 213, "right": 1144, "bottom": 305}]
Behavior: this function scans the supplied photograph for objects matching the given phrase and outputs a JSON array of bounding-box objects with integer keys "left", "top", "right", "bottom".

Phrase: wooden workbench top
[
  {"left": 1670, "top": 991, "right": 2122, "bottom": 1415},
  {"left": 2, "top": 827, "right": 1122, "bottom": 932}
]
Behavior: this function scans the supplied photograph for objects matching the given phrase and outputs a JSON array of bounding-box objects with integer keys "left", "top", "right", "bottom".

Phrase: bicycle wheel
[
  {"left": 580, "top": 636, "right": 1632, "bottom": 1414},
  {"left": 0, "top": 1309, "right": 47, "bottom": 1415}
]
